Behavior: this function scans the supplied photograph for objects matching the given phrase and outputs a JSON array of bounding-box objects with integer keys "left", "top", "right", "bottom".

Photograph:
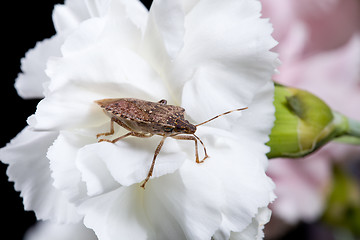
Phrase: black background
[{"left": 1, "top": 1, "right": 62, "bottom": 239}]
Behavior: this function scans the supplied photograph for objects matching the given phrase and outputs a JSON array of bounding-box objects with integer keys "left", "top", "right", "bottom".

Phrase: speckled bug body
[
  {"left": 96, "top": 98, "right": 196, "bottom": 136},
  {"left": 95, "top": 98, "right": 247, "bottom": 188}
]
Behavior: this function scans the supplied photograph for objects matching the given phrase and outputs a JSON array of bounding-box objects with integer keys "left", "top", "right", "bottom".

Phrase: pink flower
[
  {"left": 261, "top": 0, "right": 360, "bottom": 228},
  {"left": 262, "top": 0, "right": 360, "bottom": 60}
]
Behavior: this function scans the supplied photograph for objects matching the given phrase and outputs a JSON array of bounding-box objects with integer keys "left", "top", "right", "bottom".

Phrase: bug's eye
[
  {"left": 158, "top": 99, "right": 167, "bottom": 105},
  {"left": 163, "top": 127, "right": 173, "bottom": 132}
]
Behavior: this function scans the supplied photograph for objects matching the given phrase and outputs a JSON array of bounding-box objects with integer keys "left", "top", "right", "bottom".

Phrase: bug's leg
[
  {"left": 131, "top": 132, "right": 154, "bottom": 138},
  {"left": 97, "top": 118, "right": 138, "bottom": 142},
  {"left": 98, "top": 132, "right": 132, "bottom": 143},
  {"left": 171, "top": 134, "right": 209, "bottom": 163},
  {"left": 172, "top": 135, "right": 199, "bottom": 163},
  {"left": 99, "top": 132, "right": 153, "bottom": 143},
  {"left": 96, "top": 118, "right": 115, "bottom": 138},
  {"left": 141, "top": 136, "right": 167, "bottom": 189},
  {"left": 193, "top": 134, "right": 209, "bottom": 163}
]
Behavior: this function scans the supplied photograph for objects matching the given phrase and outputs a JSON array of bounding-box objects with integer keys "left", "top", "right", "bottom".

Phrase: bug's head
[{"left": 174, "top": 120, "right": 196, "bottom": 134}]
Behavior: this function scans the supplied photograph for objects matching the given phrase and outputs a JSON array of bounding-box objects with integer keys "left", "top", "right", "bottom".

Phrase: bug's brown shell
[{"left": 95, "top": 98, "right": 187, "bottom": 128}]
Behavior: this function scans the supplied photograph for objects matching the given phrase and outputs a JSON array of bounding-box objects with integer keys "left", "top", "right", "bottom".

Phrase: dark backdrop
[{"left": 1, "top": 1, "right": 62, "bottom": 239}]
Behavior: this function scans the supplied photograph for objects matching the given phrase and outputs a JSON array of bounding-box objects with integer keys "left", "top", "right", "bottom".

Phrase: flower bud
[{"left": 267, "top": 84, "right": 358, "bottom": 158}]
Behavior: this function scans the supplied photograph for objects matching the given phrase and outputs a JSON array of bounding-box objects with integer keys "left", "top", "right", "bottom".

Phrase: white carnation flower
[
  {"left": 24, "top": 221, "right": 97, "bottom": 240},
  {"left": 1, "top": 0, "right": 279, "bottom": 239}
]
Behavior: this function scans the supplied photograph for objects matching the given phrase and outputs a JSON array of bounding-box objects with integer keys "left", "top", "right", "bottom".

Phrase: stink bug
[{"left": 95, "top": 98, "right": 247, "bottom": 188}]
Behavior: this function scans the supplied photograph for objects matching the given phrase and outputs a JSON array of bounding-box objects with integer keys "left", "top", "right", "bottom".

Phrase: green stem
[
  {"left": 347, "top": 118, "right": 360, "bottom": 138},
  {"left": 333, "top": 113, "right": 360, "bottom": 145}
]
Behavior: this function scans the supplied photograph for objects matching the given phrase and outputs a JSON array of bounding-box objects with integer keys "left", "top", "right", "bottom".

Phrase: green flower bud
[{"left": 267, "top": 84, "right": 360, "bottom": 158}]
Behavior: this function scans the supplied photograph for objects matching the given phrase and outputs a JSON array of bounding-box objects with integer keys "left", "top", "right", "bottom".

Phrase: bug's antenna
[{"left": 195, "top": 107, "right": 248, "bottom": 127}]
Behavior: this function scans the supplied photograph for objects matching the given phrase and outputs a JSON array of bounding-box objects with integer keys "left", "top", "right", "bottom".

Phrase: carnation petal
[
  {"left": 176, "top": 0, "right": 278, "bottom": 121},
  {"left": 77, "top": 136, "right": 186, "bottom": 187},
  {"left": 32, "top": 43, "right": 170, "bottom": 130},
  {"left": 79, "top": 186, "right": 149, "bottom": 240},
  {"left": 144, "top": 161, "right": 223, "bottom": 240},
  {"left": 229, "top": 207, "right": 272, "bottom": 240},
  {"left": 109, "top": 0, "right": 148, "bottom": 30},
  {"left": 29, "top": 83, "right": 107, "bottom": 130},
  {"left": 60, "top": 1, "right": 143, "bottom": 57},
  {"left": 15, "top": 34, "right": 64, "bottom": 99},
  {"left": 24, "top": 221, "right": 97, "bottom": 240},
  {"left": 79, "top": 161, "right": 222, "bottom": 240},
  {"left": 0, "top": 127, "right": 82, "bottom": 223},
  {"left": 147, "top": 0, "right": 185, "bottom": 58},
  {"left": 140, "top": 0, "right": 185, "bottom": 74},
  {"left": 47, "top": 132, "right": 91, "bottom": 204},
  {"left": 53, "top": 1, "right": 90, "bottom": 33},
  {"left": 196, "top": 134, "right": 275, "bottom": 234},
  {"left": 53, "top": 0, "right": 148, "bottom": 34},
  {"left": 232, "top": 81, "right": 276, "bottom": 166},
  {"left": 76, "top": 143, "right": 120, "bottom": 196}
]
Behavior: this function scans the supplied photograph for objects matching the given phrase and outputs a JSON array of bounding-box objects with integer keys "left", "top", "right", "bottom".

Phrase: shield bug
[{"left": 95, "top": 98, "right": 247, "bottom": 188}]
